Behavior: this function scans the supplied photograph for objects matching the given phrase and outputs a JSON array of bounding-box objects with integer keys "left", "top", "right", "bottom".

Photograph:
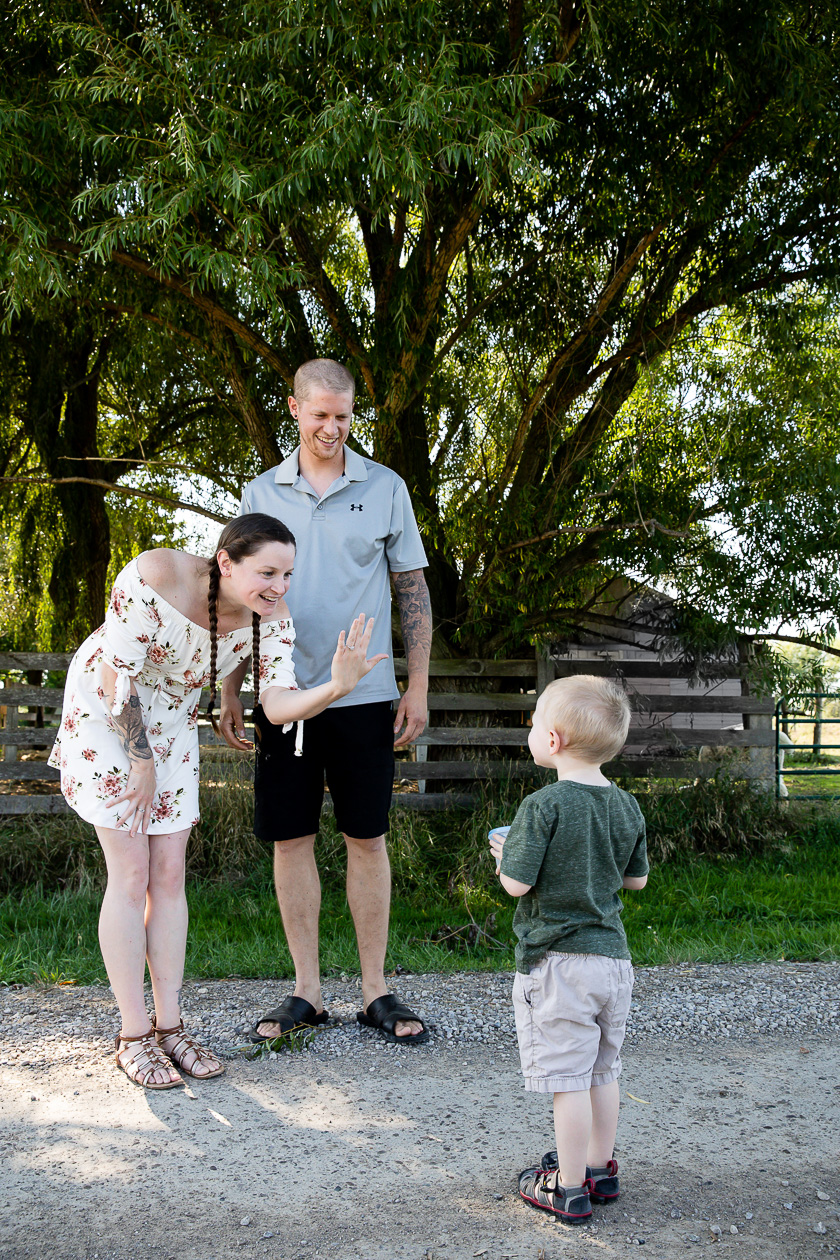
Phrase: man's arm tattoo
[
  {"left": 113, "top": 694, "right": 153, "bottom": 762},
  {"left": 392, "top": 570, "right": 432, "bottom": 671}
]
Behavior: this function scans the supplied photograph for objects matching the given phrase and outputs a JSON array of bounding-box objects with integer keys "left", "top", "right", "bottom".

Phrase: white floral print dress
[{"left": 49, "top": 557, "right": 298, "bottom": 833}]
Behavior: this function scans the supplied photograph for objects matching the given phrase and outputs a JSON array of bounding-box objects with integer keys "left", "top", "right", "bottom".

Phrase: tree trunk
[
  {"left": 374, "top": 386, "right": 461, "bottom": 636},
  {"left": 21, "top": 313, "right": 113, "bottom": 645},
  {"left": 812, "top": 691, "right": 824, "bottom": 762}
]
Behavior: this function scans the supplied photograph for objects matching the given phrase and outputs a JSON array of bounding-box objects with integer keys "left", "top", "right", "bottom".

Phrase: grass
[
  {"left": 0, "top": 873, "right": 517, "bottom": 986},
  {"left": 783, "top": 753, "right": 840, "bottom": 800},
  {"left": 1, "top": 778, "right": 839, "bottom": 985},
  {"left": 782, "top": 719, "right": 840, "bottom": 799}
]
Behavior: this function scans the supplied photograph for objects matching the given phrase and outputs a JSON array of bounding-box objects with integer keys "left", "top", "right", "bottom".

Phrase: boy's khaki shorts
[{"left": 512, "top": 952, "right": 634, "bottom": 1093}]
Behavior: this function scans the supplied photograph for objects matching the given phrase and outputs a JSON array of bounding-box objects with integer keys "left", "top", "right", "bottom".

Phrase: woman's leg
[
  {"left": 144, "top": 827, "right": 191, "bottom": 1028},
  {"left": 95, "top": 825, "right": 179, "bottom": 1086},
  {"left": 146, "top": 828, "right": 222, "bottom": 1077}
]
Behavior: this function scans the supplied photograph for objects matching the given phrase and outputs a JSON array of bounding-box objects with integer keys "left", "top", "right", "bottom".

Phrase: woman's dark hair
[{"left": 206, "top": 513, "right": 296, "bottom": 733}]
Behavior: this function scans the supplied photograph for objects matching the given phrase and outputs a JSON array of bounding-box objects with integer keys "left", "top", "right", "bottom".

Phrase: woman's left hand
[
  {"left": 329, "top": 615, "right": 389, "bottom": 696},
  {"left": 113, "top": 759, "right": 156, "bottom": 837}
]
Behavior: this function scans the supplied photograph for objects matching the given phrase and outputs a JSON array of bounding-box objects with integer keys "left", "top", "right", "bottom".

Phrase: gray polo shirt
[{"left": 241, "top": 445, "right": 428, "bottom": 708}]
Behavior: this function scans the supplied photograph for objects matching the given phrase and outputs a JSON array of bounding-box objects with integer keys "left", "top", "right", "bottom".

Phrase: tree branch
[
  {"left": 56, "top": 444, "right": 239, "bottom": 497},
  {"left": 209, "top": 324, "right": 283, "bottom": 468},
  {"left": 577, "top": 264, "right": 827, "bottom": 397},
  {"left": 752, "top": 632, "right": 840, "bottom": 658},
  {"left": 260, "top": 224, "right": 319, "bottom": 364},
  {"left": 497, "top": 515, "right": 692, "bottom": 557},
  {"left": 0, "top": 476, "right": 227, "bottom": 523},
  {"left": 286, "top": 221, "right": 376, "bottom": 400},
  {"left": 45, "top": 237, "right": 296, "bottom": 381},
  {"left": 418, "top": 250, "right": 553, "bottom": 396},
  {"left": 496, "top": 227, "right": 665, "bottom": 497},
  {"left": 381, "top": 185, "right": 490, "bottom": 422},
  {"left": 95, "top": 302, "right": 213, "bottom": 354}
]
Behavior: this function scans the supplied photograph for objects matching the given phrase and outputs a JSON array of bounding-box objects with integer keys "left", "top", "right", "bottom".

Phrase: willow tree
[
  {"left": 2, "top": 0, "right": 839, "bottom": 650},
  {"left": 0, "top": 296, "right": 246, "bottom": 647}
]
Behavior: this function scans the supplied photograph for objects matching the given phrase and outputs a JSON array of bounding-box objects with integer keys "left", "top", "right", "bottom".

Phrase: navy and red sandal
[
  {"left": 518, "top": 1167, "right": 594, "bottom": 1224},
  {"left": 542, "top": 1150, "right": 620, "bottom": 1203}
]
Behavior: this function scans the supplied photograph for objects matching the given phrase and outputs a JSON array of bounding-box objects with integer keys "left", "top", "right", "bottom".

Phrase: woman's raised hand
[{"left": 330, "top": 615, "right": 388, "bottom": 696}]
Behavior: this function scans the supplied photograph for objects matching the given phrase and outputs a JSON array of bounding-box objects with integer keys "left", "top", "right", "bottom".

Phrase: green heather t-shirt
[{"left": 500, "top": 779, "right": 648, "bottom": 974}]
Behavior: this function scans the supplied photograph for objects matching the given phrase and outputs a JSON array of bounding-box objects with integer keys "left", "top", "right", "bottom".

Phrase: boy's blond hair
[
  {"left": 539, "top": 674, "right": 631, "bottom": 764},
  {"left": 293, "top": 358, "right": 355, "bottom": 402}
]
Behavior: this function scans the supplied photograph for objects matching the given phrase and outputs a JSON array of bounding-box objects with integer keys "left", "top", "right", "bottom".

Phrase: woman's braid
[
  {"left": 206, "top": 560, "right": 221, "bottom": 734},
  {"left": 251, "top": 611, "right": 261, "bottom": 710}
]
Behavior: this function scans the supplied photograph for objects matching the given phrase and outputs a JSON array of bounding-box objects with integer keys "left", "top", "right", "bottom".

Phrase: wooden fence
[{"left": 0, "top": 650, "right": 776, "bottom": 816}]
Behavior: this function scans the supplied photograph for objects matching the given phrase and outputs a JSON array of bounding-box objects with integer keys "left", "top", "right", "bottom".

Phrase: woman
[{"left": 49, "top": 513, "right": 384, "bottom": 1089}]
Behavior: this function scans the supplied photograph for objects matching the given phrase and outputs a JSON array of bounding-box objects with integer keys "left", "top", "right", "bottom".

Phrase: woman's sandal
[
  {"left": 153, "top": 1018, "right": 225, "bottom": 1079},
  {"left": 114, "top": 1029, "right": 185, "bottom": 1090}
]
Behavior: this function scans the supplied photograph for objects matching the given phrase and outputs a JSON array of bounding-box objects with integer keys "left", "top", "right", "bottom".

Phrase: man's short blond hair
[
  {"left": 293, "top": 358, "right": 355, "bottom": 402},
  {"left": 538, "top": 674, "right": 631, "bottom": 764}
]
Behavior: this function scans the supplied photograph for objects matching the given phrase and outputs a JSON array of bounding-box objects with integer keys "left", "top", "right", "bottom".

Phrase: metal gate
[{"left": 775, "top": 692, "right": 840, "bottom": 800}]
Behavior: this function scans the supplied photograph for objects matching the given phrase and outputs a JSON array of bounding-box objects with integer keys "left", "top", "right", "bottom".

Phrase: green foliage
[
  {"left": 0, "top": 772, "right": 822, "bottom": 894},
  {"left": 0, "top": 296, "right": 256, "bottom": 646},
  {"left": 243, "top": 1027, "right": 323, "bottom": 1058},
  {"left": 2, "top": 1, "right": 840, "bottom": 651},
  {"left": 771, "top": 642, "right": 840, "bottom": 711},
  {"left": 2, "top": 798, "right": 839, "bottom": 985},
  {"left": 634, "top": 776, "right": 797, "bottom": 862}
]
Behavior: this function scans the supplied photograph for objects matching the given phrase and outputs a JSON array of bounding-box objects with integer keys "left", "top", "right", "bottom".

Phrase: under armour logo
[{"left": 350, "top": 503, "right": 363, "bottom": 511}]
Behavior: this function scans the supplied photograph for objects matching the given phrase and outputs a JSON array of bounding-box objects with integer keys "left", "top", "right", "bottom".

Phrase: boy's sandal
[
  {"left": 519, "top": 1167, "right": 593, "bottom": 1224},
  {"left": 356, "top": 994, "right": 429, "bottom": 1044},
  {"left": 541, "top": 1150, "right": 620, "bottom": 1202},
  {"left": 114, "top": 1029, "right": 184, "bottom": 1090},
  {"left": 248, "top": 995, "right": 330, "bottom": 1045},
  {"left": 152, "top": 1018, "right": 225, "bottom": 1079}
]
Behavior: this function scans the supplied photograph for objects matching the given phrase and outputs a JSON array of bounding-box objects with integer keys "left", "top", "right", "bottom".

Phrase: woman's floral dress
[{"left": 49, "top": 557, "right": 298, "bottom": 833}]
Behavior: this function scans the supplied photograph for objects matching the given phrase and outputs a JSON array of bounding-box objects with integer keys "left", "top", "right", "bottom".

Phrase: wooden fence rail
[{"left": 1, "top": 649, "right": 777, "bottom": 816}]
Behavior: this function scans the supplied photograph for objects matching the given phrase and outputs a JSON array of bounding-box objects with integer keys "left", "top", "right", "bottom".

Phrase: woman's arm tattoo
[
  {"left": 113, "top": 694, "right": 153, "bottom": 762},
  {"left": 392, "top": 570, "right": 432, "bottom": 673}
]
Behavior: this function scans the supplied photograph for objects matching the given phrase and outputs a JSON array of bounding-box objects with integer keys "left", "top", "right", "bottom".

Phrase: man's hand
[
  {"left": 219, "top": 693, "right": 253, "bottom": 750},
  {"left": 394, "top": 682, "right": 427, "bottom": 748},
  {"left": 219, "top": 659, "right": 252, "bottom": 750}
]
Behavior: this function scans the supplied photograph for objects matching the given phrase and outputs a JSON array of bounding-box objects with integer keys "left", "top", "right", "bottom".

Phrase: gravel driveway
[{"left": 2, "top": 962, "right": 839, "bottom": 1259}]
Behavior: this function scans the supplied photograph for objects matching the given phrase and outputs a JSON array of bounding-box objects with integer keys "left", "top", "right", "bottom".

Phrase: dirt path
[{"left": 1, "top": 976, "right": 838, "bottom": 1260}]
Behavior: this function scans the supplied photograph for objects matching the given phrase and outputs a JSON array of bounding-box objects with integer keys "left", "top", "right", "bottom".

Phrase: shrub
[
  {"left": 0, "top": 772, "right": 832, "bottom": 895},
  {"left": 632, "top": 774, "right": 813, "bottom": 862}
]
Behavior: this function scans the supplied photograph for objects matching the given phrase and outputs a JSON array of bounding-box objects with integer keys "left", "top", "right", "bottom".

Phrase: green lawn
[
  {"left": 783, "top": 753, "right": 840, "bottom": 801},
  {"left": 2, "top": 814, "right": 838, "bottom": 985}
]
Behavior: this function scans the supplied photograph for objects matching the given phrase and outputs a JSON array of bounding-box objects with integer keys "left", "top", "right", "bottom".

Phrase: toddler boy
[{"left": 489, "top": 675, "right": 648, "bottom": 1225}]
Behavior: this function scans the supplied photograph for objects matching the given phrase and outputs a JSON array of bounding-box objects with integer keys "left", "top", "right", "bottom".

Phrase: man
[{"left": 220, "top": 359, "right": 431, "bottom": 1042}]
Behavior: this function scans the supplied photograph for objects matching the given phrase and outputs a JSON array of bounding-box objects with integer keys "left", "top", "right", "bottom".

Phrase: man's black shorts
[{"left": 253, "top": 701, "right": 395, "bottom": 842}]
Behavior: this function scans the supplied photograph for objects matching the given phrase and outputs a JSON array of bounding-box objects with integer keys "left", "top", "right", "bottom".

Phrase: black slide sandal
[
  {"left": 249, "top": 995, "right": 330, "bottom": 1044},
  {"left": 356, "top": 993, "right": 429, "bottom": 1044}
]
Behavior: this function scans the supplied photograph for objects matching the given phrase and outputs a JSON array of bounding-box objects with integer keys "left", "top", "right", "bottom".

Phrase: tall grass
[
  {"left": 631, "top": 774, "right": 797, "bottom": 862},
  {"left": 0, "top": 773, "right": 820, "bottom": 894},
  {"left": 1, "top": 776, "right": 838, "bottom": 985}
]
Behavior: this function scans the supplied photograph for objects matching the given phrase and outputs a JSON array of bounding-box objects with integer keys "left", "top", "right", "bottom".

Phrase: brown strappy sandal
[
  {"left": 114, "top": 1029, "right": 184, "bottom": 1090},
  {"left": 153, "top": 1018, "right": 225, "bottom": 1079}
]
